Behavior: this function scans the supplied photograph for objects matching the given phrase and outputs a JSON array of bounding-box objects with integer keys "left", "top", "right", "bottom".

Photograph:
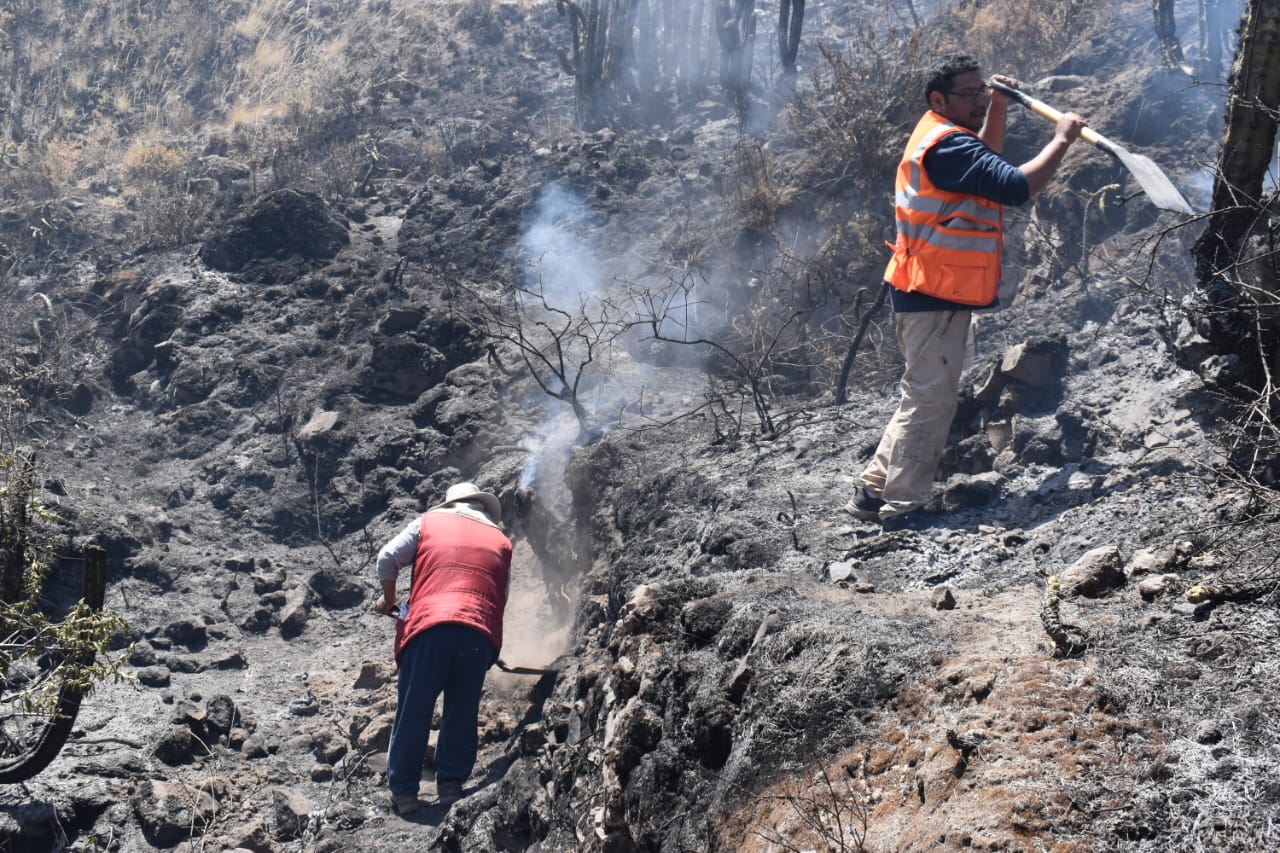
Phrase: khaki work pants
[{"left": 860, "top": 309, "right": 971, "bottom": 519}]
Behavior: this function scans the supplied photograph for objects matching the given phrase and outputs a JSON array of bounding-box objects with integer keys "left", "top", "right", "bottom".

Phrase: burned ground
[{"left": 0, "top": 1, "right": 1276, "bottom": 852}]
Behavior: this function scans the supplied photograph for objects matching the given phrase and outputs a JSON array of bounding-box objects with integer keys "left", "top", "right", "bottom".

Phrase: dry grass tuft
[
  {"left": 122, "top": 142, "right": 186, "bottom": 186},
  {"left": 957, "top": 0, "right": 1087, "bottom": 78}
]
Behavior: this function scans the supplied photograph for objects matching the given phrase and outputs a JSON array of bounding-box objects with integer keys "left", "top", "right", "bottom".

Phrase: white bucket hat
[{"left": 432, "top": 482, "right": 502, "bottom": 523}]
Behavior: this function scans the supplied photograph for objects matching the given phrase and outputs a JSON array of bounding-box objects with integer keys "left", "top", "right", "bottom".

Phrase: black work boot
[{"left": 843, "top": 487, "right": 884, "bottom": 521}]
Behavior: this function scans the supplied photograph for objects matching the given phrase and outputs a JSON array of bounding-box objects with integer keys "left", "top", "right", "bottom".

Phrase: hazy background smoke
[{"left": 517, "top": 183, "right": 601, "bottom": 315}]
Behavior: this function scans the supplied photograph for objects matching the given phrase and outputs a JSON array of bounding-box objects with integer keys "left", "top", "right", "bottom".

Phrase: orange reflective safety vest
[
  {"left": 394, "top": 511, "right": 512, "bottom": 663},
  {"left": 883, "top": 111, "right": 1004, "bottom": 307}
]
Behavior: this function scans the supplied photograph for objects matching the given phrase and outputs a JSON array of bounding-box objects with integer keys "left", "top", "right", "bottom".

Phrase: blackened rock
[
  {"left": 173, "top": 701, "right": 209, "bottom": 738},
  {"left": 1013, "top": 415, "right": 1065, "bottom": 466},
  {"left": 311, "top": 729, "right": 348, "bottom": 765},
  {"left": 153, "top": 726, "right": 195, "bottom": 765},
  {"left": 110, "top": 281, "right": 184, "bottom": 386},
  {"left": 687, "top": 697, "right": 733, "bottom": 770},
  {"left": 240, "top": 607, "right": 276, "bottom": 634},
  {"left": 165, "top": 655, "right": 208, "bottom": 674},
  {"left": 128, "top": 642, "right": 158, "bottom": 667},
  {"left": 1201, "top": 353, "right": 1242, "bottom": 387},
  {"left": 268, "top": 787, "right": 314, "bottom": 841},
  {"left": 361, "top": 335, "right": 448, "bottom": 402},
  {"left": 164, "top": 618, "right": 208, "bottom": 650},
  {"left": 973, "top": 359, "right": 1007, "bottom": 402},
  {"left": 241, "top": 736, "right": 270, "bottom": 759},
  {"left": 0, "top": 800, "right": 59, "bottom": 853},
  {"left": 211, "top": 649, "right": 249, "bottom": 669},
  {"left": 279, "top": 587, "right": 314, "bottom": 638},
  {"left": 308, "top": 567, "right": 365, "bottom": 609},
  {"left": 680, "top": 596, "right": 732, "bottom": 645},
  {"left": 944, "top": 472, "right": 1005, "bottom": 509},
  {"left": 198, "top": 155, "right": 252, "bottom": 187},
  {"left": 378, "top": 305, "right": 426, "bottom": 335},
  {"left": 253, "top": 567, "right": 287, "bottom": 595},
  {"left": 206, "top": 695, "right": 241, "bottom": 737},
  {"left": 132, "top": 779, "right": 217, "bottom": 847},
  {"left": 1062, "top": 545, "right": 1126, "bottom": 597},
  {"left": 1195, "top": 719, "right": 1223, "bottom": 744},
  {"left": 199, "top": 189, "right": 349, "bottom": 273},
  {"left": 1056, "top": 409, "right": 1097, "bottom": 463},
  {"left": 224, "top": 818, "right": 272, "bottom": 853},
  {"left": 63, "top": 382, "right": 94, "bottom": 415},
  {"left": 135, "top": 665, "right": 172, "bottom": 688},
  {"left": 605, "top": 699, "right": 666, "bottom": 779},
  {"left": 1000, "top": 335, "right": 1069, "bottom": 387}
]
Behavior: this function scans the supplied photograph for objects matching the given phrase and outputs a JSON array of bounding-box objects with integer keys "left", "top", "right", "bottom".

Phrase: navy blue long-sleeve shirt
[{"left": 889, "top": 129, "right": 1030, "bottom": 312}]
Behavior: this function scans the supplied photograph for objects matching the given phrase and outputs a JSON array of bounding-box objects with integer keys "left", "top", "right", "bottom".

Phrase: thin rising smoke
[{"left": 514, "top": 184, "right": 598, "bottom": 518}]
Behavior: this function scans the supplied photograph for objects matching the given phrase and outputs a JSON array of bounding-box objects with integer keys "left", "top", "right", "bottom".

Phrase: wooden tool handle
[{"left": 989, "top": 80, "right": 1106, "bottom": 149}]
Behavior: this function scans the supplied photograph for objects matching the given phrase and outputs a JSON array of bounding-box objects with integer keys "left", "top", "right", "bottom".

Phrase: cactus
[
  {"left": 1187, "top": 580, "right": 1277, "bottom": 605},
  {"left": 1041, "top": 575, "right": 1088, "bottom": 657}
]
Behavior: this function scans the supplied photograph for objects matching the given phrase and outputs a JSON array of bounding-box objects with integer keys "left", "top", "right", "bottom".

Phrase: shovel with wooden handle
[
  {"left": 989, "top": 80, "right": 1194, "bottom": 215},
  {"left": 376, "top": 608, "right": 559, "bottom": 675}
]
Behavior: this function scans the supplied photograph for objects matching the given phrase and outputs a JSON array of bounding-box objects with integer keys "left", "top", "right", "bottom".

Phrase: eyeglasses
[{"left": 943, "top": 84, "right": 991, "bottom": 101}]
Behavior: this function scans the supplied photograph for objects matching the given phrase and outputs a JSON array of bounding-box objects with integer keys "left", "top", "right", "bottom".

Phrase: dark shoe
[
  {"left": 436, "top": 779, "right": 464, "bottom": 806},
  {"left": 391, "top": 793, "right": 422, "bottom": 816},
  {"left": 880, "top": 510, "right": 928, "bottom": 532},
  {"left": 843, "top": 487, "right": 884, "bottom": 521}
]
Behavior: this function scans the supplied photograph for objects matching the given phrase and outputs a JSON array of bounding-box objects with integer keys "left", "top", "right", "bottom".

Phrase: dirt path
[{"left": 727, "top": 586, "right": 1158, "bottom": 852}]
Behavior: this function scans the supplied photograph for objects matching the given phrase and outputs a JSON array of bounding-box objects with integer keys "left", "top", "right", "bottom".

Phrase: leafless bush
[
  {"left": 0, "top": 286, "right": 106, "bottom": 442},
  {"left": 787, "top": 30, "right": 931, "bottom": 195},
  {"left": 739, "top": 764, "right": 872, "bottom": 852},
  {"left": 736, "top": 143, "right": 790, "bottom": 232},
  {"left": 770, "top": 29, "right": 930, "bottom": 400},
  {"left": 627, "top": 270, "right": 792, "bottom": 436},
  {"left": 120, "top": 139, "right": 206, "bottom": 248},
  {"left": 457, "top": 273, "right": 635, "bottom": 436}
]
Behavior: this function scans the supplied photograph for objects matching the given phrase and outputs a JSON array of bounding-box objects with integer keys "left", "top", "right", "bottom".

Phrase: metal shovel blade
[
  {"left": 496, "top": 659, "right": 559, "bottom": 676},
  {"left": 989, "top": 80, "right": 1195, "bottom": 215},
  {"left": 1094, "top": 138, "right": 1195, "bottom": 215}
]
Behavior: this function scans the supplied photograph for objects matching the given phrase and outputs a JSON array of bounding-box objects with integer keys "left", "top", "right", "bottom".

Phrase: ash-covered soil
[{"left": 2, "top": 1, "right": 1276, "bottom": 852}]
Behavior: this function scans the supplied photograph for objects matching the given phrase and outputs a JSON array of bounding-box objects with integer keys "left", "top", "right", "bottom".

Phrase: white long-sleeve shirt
[{"left": 375, "top": 501, "right": 502, "bottom": 583}]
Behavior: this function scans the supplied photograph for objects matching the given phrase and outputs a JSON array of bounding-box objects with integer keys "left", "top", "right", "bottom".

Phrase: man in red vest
[
  {"left": 848, "top": 53, "right": 1086, "bottom": 531},
  {"left": 373, "top": 482, "right": 512, "bottom": 816}
]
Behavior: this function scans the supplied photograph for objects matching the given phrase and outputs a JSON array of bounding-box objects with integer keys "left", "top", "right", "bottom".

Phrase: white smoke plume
[{"left": 513, "top": 184, "right": 603, "bottom": 516}]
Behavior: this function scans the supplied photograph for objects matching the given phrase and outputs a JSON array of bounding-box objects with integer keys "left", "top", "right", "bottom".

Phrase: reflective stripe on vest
[{"left": 884, "top": 112, "right": 1004, "bottom": 306}]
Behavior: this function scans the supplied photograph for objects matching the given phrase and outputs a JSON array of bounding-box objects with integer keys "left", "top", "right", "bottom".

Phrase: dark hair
[{"left": 924, "top": 53, "right": 981, "bottom": 103}]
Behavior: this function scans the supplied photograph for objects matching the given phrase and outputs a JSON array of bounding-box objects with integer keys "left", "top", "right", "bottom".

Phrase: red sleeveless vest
[{"left": 394, "top": 511, "right": 512, "bottom": 662}]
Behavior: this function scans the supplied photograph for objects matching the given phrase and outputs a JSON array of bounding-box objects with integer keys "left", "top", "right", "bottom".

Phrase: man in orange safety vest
[{"left": 848, "top": 53, "right": 1085, "bottom": 530}]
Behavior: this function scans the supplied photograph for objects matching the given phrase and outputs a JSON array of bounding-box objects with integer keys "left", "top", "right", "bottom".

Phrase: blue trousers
[{"left": 386, "top": 623, "right": 495, "bottom": 796}]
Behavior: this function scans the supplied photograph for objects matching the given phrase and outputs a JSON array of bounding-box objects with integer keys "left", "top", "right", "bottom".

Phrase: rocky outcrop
[{"left": 199, "top": 189, "right": 349, "bottom": 274}]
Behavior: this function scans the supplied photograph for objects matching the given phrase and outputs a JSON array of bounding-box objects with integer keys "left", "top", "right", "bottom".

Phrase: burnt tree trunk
[
  {"left": 777, "top": 0, "right": 804, "bottom": 76},
  {"left": 904, "top": 0, "right": 921, "bottom": 29},
  {"left": 717, "top": 0, "right": 756, "bottom": 114},
  {"left": 1153, "top": 0, "right": 1188, "bottom": 69},
  {"left": 1, "top": 8, "right": 30, "bottom": 144},
  {"left": 1200, "top": 0, "right": 1239, "bottom": 72},
  {"left": 1192, "top": 0, "right": 1280, "bottom": 354}
]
